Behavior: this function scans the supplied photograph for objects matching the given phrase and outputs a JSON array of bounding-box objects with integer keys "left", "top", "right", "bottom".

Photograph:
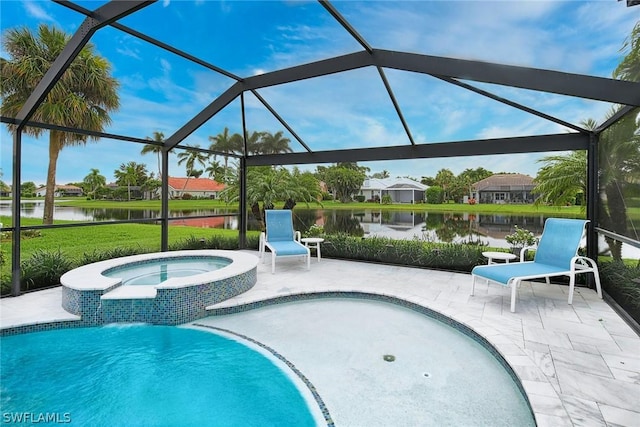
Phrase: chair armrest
[
  {"left": 295, "top": 230, "right": 301, "bottom": 242},
  {"left": 520, "top": 244, "right": 537, "bottom": 262},
  {"left": 259, "top": 232, "right": 265, "bottom": 255},
  {"left": 572, "top": 255, "right": 598, "bottom": 271}
]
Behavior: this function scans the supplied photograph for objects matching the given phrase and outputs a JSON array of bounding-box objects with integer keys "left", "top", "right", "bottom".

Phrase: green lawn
[{"left": 0, "top": 221, "right": 256, "bottom": 263}]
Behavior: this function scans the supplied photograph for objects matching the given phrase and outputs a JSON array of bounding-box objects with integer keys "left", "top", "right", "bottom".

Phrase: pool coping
[{"left": 60, "top": 250, "right": 259, "bottom": 294}]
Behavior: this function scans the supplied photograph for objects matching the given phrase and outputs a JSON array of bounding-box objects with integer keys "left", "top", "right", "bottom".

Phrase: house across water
[
  {"left": 471, "top": 174, "right": 535, "bottom": 204},
  {"left": 359, "top": 178, "right": 428, "bottom": 204},
  {"left": 166, "top": 177, "right": 225, "bottom": 200},
  {"left": 35, "top": 184, "right": 83, "bottom": 198}
]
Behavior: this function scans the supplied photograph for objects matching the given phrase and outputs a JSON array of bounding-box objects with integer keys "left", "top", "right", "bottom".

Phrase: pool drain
[
  {"left": 423, "top": 372, "right": 431, "bottom": 378},
  {"left": 383, "top": 354, "right": 395, "bottom": 362}
]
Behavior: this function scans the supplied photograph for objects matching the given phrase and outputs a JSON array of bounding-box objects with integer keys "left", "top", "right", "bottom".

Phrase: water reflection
[
  {"left": 2, "top": 201, "right": 635, "bottom": 257},
  {"left": 0, "top": 201, "right": 577, "bottom": 245},
  {"left": 293, "top": 209, "right": 554, "bottom": 248},
  {"left": 0, "top": 201, "right": 238, "bottom": 223}
]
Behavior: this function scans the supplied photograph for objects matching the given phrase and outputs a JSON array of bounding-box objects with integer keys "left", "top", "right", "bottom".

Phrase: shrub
[
  {"left": 1, "top": 229, "right": 42, "bottom": 241},
  {"left": 167, "top": 233, "right": 261, "bottom": 251},
  {"left": 320, "top": 233, "right": 485, "bottom": 272},
  {"left": 599, "top": 260, "right": 640, "bottom": 324},
  {"left": 20, "top": 249, "right": 75, "bottom": 291},
  {"left": 303, "top": 224, "right": 325, "bottom": 238},
  {"left": 0, "top": 248, "right": 11, "bottom": 295},
  {"left": 505, "top": 225, "right": 537, "bottom": 248},
  {"left": 426, "top": 186, "right": 444, "bottom": 204},
  {"left": 79, "top": 246, "right": 147, "bottom": 264},
  {"left": 181, "top": 193, "right": 193, "bottom": 200},
  {"left": 168, "top": 236, "right": 208, "bottom": 250},
  {"left": 381, "top": 194, "right": 392, "bottom": 204},
  {"left": 0, "top": 274, "right": 10, "bottom": 295},
  {"left": 355, "top": 195, "right": 365, "bottom": 202}
]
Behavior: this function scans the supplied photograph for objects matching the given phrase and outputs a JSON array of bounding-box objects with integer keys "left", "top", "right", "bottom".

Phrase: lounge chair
[
  {"left": 260, "top": 209, "right": 311, "bottom": 274},
  {"left": 471, "top": 218, "right": 602, "bottom": 312}
]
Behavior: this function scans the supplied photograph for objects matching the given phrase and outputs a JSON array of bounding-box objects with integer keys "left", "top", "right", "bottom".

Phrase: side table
[
  {"left": 301, "top": 237, "right": 324, "bottom": 262},
  {"left": 482, "top": 251, "right": 517, "bottom": 265}
]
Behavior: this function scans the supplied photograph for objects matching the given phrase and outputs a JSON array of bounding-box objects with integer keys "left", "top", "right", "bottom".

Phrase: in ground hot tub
[
  {"left": 102, "top": 256, "right": 233, "bottom": 286},
  {"left": 61, "top": 250, "right": 259, "bottom": 325}
]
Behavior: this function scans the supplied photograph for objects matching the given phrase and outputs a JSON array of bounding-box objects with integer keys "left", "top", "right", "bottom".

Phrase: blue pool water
[
  {"left": 0, "top": 325, "right": 316, "bottom": 426},
  {"left": 103, "top": 256, "right": 232, "bottom": 285}
]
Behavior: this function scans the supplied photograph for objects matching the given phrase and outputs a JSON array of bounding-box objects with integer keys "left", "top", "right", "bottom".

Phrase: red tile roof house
[
  {"left": 166, "top": 177, "right": 225, "bottom": 199},
  {"left": 471, "top": 173, "right": 537, "bottom": 204}
]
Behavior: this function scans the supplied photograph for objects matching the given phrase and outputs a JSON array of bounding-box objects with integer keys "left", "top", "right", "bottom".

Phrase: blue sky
[{"left": 0, "top": 0, "right": 638, "bottom": 186}]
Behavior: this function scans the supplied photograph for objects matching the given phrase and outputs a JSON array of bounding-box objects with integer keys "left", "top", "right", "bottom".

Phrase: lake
[{"left": 1, "top": 200, "right": 635, "bottom": 258}]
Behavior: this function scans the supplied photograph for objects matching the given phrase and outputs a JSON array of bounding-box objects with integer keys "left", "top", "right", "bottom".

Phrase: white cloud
[
  {"left": 159, "top": 58, "right": 172, "bottom": 74},
  {"left": 333, "top": 0, "right": 635, "bottom": 77},
  {"left": 116, "top": 46, "right": 141, "bottom": 60},
  {"left": 24, "top": 1, "right": 55, "bottom": 22},
  {"left": 275, "top": 24, "right": 329, "bottom": 42}
]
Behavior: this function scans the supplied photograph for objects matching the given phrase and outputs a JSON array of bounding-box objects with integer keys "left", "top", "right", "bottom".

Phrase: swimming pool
[
  {"left": 199, "top": 297, "right": 537, "bottom": 426},
  {"left": 102, "top": 256, "right": 232, "bottom": 285},
  {"left": 0, "top": 324, "right": 319, "bottom": 426}
]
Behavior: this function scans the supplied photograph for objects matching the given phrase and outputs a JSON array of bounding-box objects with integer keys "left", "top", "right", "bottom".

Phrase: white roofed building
[{"left": 359, "top": 177, "right": 428, "bottom": 204}]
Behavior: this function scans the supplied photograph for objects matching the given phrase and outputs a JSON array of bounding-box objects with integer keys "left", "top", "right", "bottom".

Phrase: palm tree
[
  {"left": 142, "top": 131, "right": 164, "bottom": 178},
  {"left": 114, "top": 161, "right": 148, "bottom": 201},
  {"left": 602, "top": 20, "right": 640, "bottom": 258},
  {"left": 205, "top": 160, "right": 225, "bottom": 183},
  {"left": 371, "top": 170, "right": 390, "bottom": 179},
  {"left": 598, "top": 108, "right": 640, "bottom": 259},
  {"left": 244, "top": 130, "right": 264, "bottom": 155},
  {"left": 209, "top": 127, "right": 242, "bottom": 172},
  {"left": 614, "top": 21, "right": 640, "bottom": 82},
  {"left": 0, "top": 25, "right": 119, "bottom": 224},
  {"left": 82, "top": 168, "right": 106, "bottom": 200},
  {"left": 176, "top": 145, "right": 208, "bottom": 198},
  {"left": 532, "top": 151, "right": 587, "bottom": 207},
  {"left": 434, "top": 169, "right": 456, "bottom": 202},
  {"left": 221, "top": 166, "right": 321, "bottom": 230},
  {"left": 259, "top": 131, "right": 292, "bottom": 155},
  {"left": 534, "top": 111, "right": 639, "bottom": 261}
]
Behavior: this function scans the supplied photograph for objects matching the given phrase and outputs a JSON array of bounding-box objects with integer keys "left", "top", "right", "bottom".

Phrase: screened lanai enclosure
[{"left": 1, "top": 1, "right": 639, "bottom": 324}]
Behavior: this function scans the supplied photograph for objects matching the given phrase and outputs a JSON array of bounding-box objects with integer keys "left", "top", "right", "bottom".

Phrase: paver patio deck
[{"left": 1, "top": 251, "right": 639, "bottom": 426}]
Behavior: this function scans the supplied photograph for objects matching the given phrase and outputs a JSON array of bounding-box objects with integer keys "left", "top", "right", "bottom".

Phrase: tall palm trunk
[
  {"left": 43, "top": 131, "right": 62, "bottom": 225},
  {"left": 180, "top": 177, "right": 190, "bottom": 198},
  {"left": 251, "top": 202, "right": 264, "bottom": 231},
  {"left": 283, "top": 198, "right": 296, "bottom": 210}
]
